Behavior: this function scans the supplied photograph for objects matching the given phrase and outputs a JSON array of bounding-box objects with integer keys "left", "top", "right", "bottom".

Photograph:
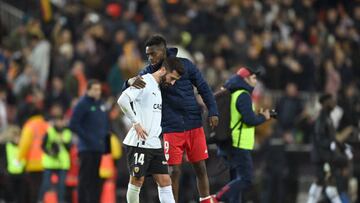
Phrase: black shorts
[
  {"left": 315, "top": 162, "right": 336, "bottom": 185},
  {"left": 125, "top": 146, "right": 169, "bottom": 178}
]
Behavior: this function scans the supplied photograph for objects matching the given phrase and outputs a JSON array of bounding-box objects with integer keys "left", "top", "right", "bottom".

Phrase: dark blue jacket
[
  {"left": 224, "top": 75, "right": 266, "bottom": 126},
  {"left": 124, "top": 48, "right": 218, "bottom": 133},
  {"left": 69, "top": 95, "right": 109, "bottom": 152}
]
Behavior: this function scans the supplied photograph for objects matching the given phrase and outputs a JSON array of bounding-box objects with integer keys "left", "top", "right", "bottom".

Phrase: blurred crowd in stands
[{"left": 0, "top": 0, "right": 360, "bottom": 202}]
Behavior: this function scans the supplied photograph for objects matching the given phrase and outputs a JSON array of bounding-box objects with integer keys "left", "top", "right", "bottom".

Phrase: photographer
[{"left": 212, "top": 67, "right": 272, "bottom": 203}]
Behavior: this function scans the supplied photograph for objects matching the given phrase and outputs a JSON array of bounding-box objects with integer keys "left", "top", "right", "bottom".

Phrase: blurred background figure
[
  {"left": 307, "top": 94, "right": 342, "bottom": 203},
  {"left": 39, "top": 105, "right": 72, "bottom": 203},
  {"left": 69, "top": 79, "right": 110, "bottom": 203}
]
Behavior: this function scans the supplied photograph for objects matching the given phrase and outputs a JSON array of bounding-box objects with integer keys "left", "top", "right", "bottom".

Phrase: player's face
[
  {"left": 246, "top": 74, "right": 257, "bottom": 87},
  {"left": 327, "top": 98, "right": 337, "bottom": 110},
  {"left": 160, "top": 70, "right": 181, "bottom": 87},
  {"left": 87, "top": 84, "right": 102, "bottom": 100},
  {"left": 146, "top": 45, "right": 166, "bottom": 65}
]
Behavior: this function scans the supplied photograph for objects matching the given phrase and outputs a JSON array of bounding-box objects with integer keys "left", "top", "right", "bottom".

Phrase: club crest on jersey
[{"left": 153, "top": 104, "right": 162, "bottom": 110}]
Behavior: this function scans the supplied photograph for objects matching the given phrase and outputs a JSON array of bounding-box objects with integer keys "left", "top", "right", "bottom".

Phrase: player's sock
[
  {"left": 325, "top": 186, "right": 342, "bottom": 203},
  {"left": 199, "top": 196, "right": 213, "bottom": 203},
  {"left": 127, "top": 183, "right": 141, "bottom": 203},
  {"left": 307, "top": 183, "right": 322, "bottom": 203},
  {"left": 158, "top": 185, "right": 175, "bottom": 203}
]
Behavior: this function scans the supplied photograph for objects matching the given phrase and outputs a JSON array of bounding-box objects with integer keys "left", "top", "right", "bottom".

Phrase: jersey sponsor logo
[{"left": 153, "top": 104, "right": 162, "bottom": 110}]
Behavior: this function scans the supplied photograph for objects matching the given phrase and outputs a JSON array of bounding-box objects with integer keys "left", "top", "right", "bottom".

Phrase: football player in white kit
[{"left": 118, "top": 57, "right": 184, "bottom": 203}]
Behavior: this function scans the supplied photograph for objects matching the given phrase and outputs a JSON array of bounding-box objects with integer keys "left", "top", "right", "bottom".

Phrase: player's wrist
[{"left": 133, "top": 122, "right": 140, "bottom": 127}]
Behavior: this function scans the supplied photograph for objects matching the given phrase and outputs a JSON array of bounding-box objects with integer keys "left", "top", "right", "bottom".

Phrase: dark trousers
[
  {"left": 1, "top": 174, "right": 26, "bottom": 203},
  {"left": 38, "top": 169, "right": 67, "bottom": 203},
  {"left": 24, "top": 172, "right": 43, "bottom": 203},
  {"left": 78, "top": 152, "right": 102, "bottom": 203},
  {"left": 217, "top": 148, "right": 253, "bottom": 203}
]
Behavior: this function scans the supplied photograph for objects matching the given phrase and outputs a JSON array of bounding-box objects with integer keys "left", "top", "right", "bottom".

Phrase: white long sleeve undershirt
[{"left": 117, "top": 93, "right": 139, "bottom": 125}]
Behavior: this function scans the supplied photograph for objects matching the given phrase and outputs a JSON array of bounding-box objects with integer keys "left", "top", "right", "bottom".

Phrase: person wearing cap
[
  {"left": 307, "top": 94, "right": 343, "bottom": 203},
  {"left": 212, "top": 66, "right": 271, "bottom": 203}
]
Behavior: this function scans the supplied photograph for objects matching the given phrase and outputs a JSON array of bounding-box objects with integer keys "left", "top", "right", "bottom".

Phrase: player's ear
[{"left": 160, "top": 66, "right": 167, "bottom": 74}]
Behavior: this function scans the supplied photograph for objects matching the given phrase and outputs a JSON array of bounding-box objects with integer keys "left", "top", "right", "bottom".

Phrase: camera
[{"left": 269, "top": 109, "right": 278, "bottom": 119}]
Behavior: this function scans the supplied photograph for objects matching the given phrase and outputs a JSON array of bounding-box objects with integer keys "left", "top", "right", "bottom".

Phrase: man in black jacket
[
  {"left": 69, "top": 79, "right": 109, "bottom": 203},
  {"left": 307, "top": 94, "right": 342, "bottom": 203}
]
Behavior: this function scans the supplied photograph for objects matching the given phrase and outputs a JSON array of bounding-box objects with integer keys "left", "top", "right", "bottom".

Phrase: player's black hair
[
  {"left": 87, "top": 79, "right": 101, "bottom": 90},
  {"left": 319, "top": 93, "right": 332, "bottom": 105},
  {"left": 162, "top": 57, "right": 184, "bottom": 76},
  {"left": 145, "top": 35, "right": 167, "bottom": 48}
]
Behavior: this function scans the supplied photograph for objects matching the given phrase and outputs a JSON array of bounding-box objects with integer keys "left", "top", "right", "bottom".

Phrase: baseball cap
[{"left": 236, "top": 66, "right": 261, "bottom": 78}]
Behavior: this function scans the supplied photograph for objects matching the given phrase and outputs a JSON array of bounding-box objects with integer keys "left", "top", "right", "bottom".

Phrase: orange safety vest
[{"left": 18, "top": 115, "right": 49, "bottom": 172}]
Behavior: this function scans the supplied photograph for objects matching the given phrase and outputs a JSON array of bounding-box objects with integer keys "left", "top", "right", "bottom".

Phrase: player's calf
[
  {"left": 127, "top": 176, "right": 145, "bottom": 203},
  {"left": 154, "top": 174, "right": 175, "bottom": 203}
]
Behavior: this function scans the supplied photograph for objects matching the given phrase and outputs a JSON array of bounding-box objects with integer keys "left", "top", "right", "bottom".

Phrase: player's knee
[
  {"left": 325, "top": 186, "right": 339, "bottom": 199},
  {"left": 193, "top": 161, "right": 207, "bottom": 178},
  {"left": 157, "top": 175, "right": 172, "bottom": 187},
  {"left": 130, "top": 176, "right": 145, "bottom": 187}
]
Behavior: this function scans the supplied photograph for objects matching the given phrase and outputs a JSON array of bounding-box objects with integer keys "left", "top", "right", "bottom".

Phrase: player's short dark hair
[
  {"left": 87, "top": 79, "right": 101, "bottom": 90},
  {"left": 319, "top": 93, "right": 332, "bottom": 105},
  {"left": 145, "top": 35, "right": 167, "bottom": 48},
  {"left": 162, "top": 57, "right": 184, "bottom": 76}
]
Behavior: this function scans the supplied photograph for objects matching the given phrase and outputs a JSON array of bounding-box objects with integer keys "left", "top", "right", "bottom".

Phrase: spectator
[
  {"left": 107, "top": 57, "right": 125, "bottom": 97},
  {"left": 276, "top": 83, "right": 304, "bottom": 143},
  {"left": 27, "top": 33, "right": 51, "bottom": 90},
  {"left": 65, "top": 60, "right": 87, "bottom": 99},
  {"left": 45, "top": 76, "right": 71, "bottom": 111}
]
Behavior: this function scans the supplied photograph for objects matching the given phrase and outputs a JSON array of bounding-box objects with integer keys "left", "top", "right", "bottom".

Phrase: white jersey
[{"left": 121, "top": 74, "right": 162, "bottom": 149}]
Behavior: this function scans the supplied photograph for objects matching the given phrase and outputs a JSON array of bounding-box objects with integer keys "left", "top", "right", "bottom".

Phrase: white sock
[
  {"left": 158, "top": 185, "right": 175, "bottom": 203},
  {"left": 127, "top": 183, "right": 141, "bottom": 203},
  {"left": 325, "top": 186, "right": 342, "bottom": 203},
  {"left": 199, "top": 196, "right": 211, "bottom": 202},
  {"left": 307, "top": 183, "right": 323, "bottom": 203}
]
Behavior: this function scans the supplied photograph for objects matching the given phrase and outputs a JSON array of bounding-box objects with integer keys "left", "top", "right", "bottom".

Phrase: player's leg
[
  {"left": 307, "top": 162, "right": 327, "bottom": 203},
  {"left": 307, "top": 182, "right": 323, "bottom": 203},
  {"left": 192, "top": 161, "right": 212, "bottom": 202},
  {"left": 125, "top": 146, "right": 149, "bottom": 203},
  {"left": 163, "top": 132, "right": 186, "bottom": 202},
  {"left": 127, "top": 176, "right": 144, "bottom": 203},
  {"left": 325, "top": 175, "right": 342, "bottom": 203},
  {"left": 150, "top": 148, "right": 175, "bottom": 203},
  {"left": 153, "top": 174, "right": 175, "bottom": 203},
  {"left": 168, "top": 164, "right": 181, "bottom": 202},
  {"left": 186, "top": 127, "right": 214, "bottom": 203},
  {"left": 325, "top": 186, "right": 342, "bottom": 203}
]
